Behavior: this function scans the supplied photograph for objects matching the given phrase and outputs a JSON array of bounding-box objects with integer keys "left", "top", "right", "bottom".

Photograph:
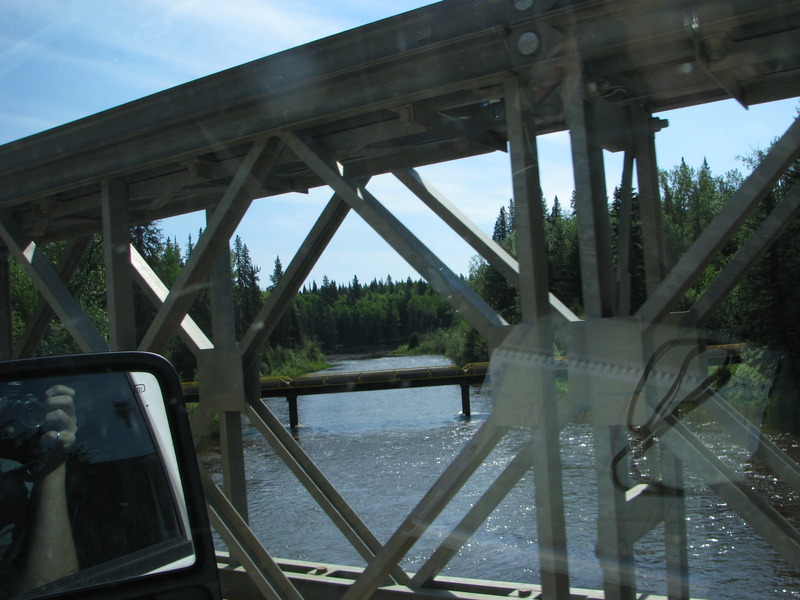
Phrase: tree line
[
  {"left": 7, "top": 227, "right": 454, "bottom": 380},
  {"left": 463, "top": 151, "right": 800, "bottom": 430},
  {"left": 7, "top": 143, "right": 800, "bottom": 431},
  {"left": 294, "top": 274, "right": 454, "bottom": 351}
]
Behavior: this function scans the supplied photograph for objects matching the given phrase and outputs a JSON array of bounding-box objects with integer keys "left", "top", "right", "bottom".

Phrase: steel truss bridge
[{"left": 2, "top": 1, "right": 800, "bottom": 598}]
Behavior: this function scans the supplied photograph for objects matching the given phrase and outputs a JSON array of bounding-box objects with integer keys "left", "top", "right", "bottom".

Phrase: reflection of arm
[
  {"left": 16, "top": 385, "right": 79, "bottom": 594},
  {"left": 17, "top": 463, "right": 78, "bottom": 592}
]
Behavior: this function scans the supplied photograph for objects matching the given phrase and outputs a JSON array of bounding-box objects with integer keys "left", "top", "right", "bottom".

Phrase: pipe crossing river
[
  {"left": 185, "top": 361, "right": 489, "bottom": 427},
  {"left": 262, "top": 362, "right": 488, "bottom": 427}
]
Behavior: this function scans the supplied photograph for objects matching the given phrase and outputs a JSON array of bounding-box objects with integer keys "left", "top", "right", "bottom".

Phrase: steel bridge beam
[
  {"left": 102, "top": 179, "right": 136, "bottom": 351},
  {"left": 506, "top": 76, "right": 570, "bottom": 599}
]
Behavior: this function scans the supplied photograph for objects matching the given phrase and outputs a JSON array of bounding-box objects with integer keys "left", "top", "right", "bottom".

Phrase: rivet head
[
  {"left": 514, "top": 0, "right": 534, "bottom": 10},
  {"left": 517, "top": 31, "right": 540, "bottom": 56}
]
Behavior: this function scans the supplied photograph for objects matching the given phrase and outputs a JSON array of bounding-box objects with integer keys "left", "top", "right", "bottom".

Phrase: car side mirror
[{"left": 0, "top": 352, "right": 221, "bottom": 600}]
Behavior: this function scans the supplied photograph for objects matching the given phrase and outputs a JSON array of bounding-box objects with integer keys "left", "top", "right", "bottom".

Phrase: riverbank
[
  {"left": 318, "top": 321, "right": 488, "bottom": 368},
  {"left": 325, "top": 344, "right": 400, "bottom": 362}
]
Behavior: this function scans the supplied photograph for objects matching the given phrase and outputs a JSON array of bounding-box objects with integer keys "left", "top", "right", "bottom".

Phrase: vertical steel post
[
  {"left": 632, "top": 106, "right": 668, "bottom": 295},
  {"left": 661, "top": 447, "right": 690, "bottom": 600},
  {"left": 592, "top": 425, "right": 636, "bottom": 600},
  {"left": 219, "top": 413, "right": 248, "bottom": 527},
  {"left": 102, "top": 178, "right": 136, "bottom": 350},
  {"left": 506, "top": 77, "right": 571, "bottom": 600},
  {"left": 566, "top": 83, "right": 615, "bottom": 319},
  {"left": 208, "top": 210, "right": 249, "bottom": 527},
  {"left": 632, "top": 106, "right": 690, "bottom": 599},
  {"left": 566, "top": 75, "right": 635, "bottom": 600}
]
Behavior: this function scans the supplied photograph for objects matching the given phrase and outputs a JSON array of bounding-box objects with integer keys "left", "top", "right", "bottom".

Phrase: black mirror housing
[{"left": 0, "top": 352, "right": 221, "bottom": 600}]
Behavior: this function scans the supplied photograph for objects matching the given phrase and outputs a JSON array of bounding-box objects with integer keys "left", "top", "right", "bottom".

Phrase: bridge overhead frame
[{"left": 2, "top": 1, "right": 800, "bottom": 599}]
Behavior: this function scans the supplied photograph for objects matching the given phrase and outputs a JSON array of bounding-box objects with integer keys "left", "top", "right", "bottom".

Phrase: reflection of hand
[
  {"left": 35, "top": 385, "right": 77, "bottom": 472},
  {"left": 17, "top": 384, "right": 79, "bottom": 593}
]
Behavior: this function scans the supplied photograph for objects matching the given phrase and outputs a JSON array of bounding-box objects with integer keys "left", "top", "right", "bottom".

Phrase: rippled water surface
[{"left": 204, "top": 355, "right": 800, "bottom": 599}]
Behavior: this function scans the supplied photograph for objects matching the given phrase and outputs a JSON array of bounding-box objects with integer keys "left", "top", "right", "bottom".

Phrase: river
[{"left": 205, "top": 354, "right": 800, "bottom": 599}]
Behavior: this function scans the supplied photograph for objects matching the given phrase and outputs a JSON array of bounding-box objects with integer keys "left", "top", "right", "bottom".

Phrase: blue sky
[{"left": 2, "top": 0, "right": 798, "bottom": 288}]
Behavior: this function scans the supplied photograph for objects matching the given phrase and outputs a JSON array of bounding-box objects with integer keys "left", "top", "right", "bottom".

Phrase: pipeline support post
[
  {"left": 460, "top": 384, "right": 471, "bottom": 418},
  {"left": 287, "top": 394, "right": 299, "bottom": 429}
]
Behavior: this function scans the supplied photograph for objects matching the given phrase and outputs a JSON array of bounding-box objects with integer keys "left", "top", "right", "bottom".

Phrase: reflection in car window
[{"left": 0, "top": 372, "right": 184, "bottom": 599}]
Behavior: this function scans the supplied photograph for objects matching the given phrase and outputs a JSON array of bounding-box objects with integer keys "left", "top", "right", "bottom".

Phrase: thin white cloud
[
  {"left": 2, "top": 0, "right": 359, "bottom": 92},
  {"left": 126, "top": 0, "right": 365, "bottom": 76},
  {"left": 0, "top": 23, "right": 71, "bottom": 80}
]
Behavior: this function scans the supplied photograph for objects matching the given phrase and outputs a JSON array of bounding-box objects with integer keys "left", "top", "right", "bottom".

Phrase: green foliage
[
  {"left": 295, "top": 275, "right": 454, "bottom": 352},
  {"left": 261, "top": 338, "right": 329, "bottom": 377},
  {"left": 10, "top": 237, "right": 108, "bottom": 356},
  {"left": 395, "top": 321, "right": 486, "bottom": 367},
  {"left": 609, "top": 187, "right": 646, "bottom": 313},
  {"left": 711, "top": 347, "right": 780, "bottom": 429},
  {"left": 9, "top": 256, "right": 39, "bottom": 344},
  {"left": 658, "top": 159, "right": 743, "bottom": 317},
  {"left": 726, "top": 149, "right": 800, "bottom": 425},
  {"left": 233, "top": 235, "right": 263, "bottom": 340},
  {"left": 545, "top": 196, "right": 582, "bottom": 313},
  {"left": 471, "top": 234, "right": 520, "bottom": 324}
]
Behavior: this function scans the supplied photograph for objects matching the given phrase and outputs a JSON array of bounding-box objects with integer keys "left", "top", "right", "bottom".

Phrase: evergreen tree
[
  {"left": 507, "top": 197, "right": 516, "bottom": 231},
  {"left": 659, "top": 158, "right": 740, "bottom": 313},
  {"left": 544, "top": 196, "right": 582, "bottom": 314},
  {"left": 185, "top": 234, "right": 195, "bottom": 260},
  {"left": 609, "top": 187, "right": 646, "bottom": 313},
  {"left": 131, "top": 223, "right": 164, "bottom": 263},
  {"left": 270, "top": 255, "right": 284, "bottom": 289},
  {"left": 160, "top": 237, "right": 183, "bottom": 286},
  {"left": 321, "top": 276, "right": 337, "bottom": 305},
  {"left": 493, "top": 206, "right": 509, "bottom": 241},
  {"left": 233, "top": 236, "right": 262, "bottom": 339},
  {"left": 349, "top": 275, "right": 362, "bottom": 302}
]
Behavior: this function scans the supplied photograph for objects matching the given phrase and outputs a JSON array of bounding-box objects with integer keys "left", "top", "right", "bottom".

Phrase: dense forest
[
  {"left": 295, "top": 274, "right": 454, "bottom": 352},
  {"left": 7, "top": 146, "right": 800, "bottom": 429},
  {"left": 7, "top": 225, "right": 457, "bottom": 380},
  {"left": 468, "top": 153, "right": 800, "bottom": 430}
]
